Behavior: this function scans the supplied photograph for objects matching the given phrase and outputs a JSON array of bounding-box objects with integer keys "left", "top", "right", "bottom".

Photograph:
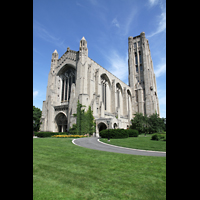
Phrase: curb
[
  {"left": 72, "top": 139, "right": 82, "bottom": 147},
  {"left": 97, "top": 139, "right": 166, "bottom": 154}
]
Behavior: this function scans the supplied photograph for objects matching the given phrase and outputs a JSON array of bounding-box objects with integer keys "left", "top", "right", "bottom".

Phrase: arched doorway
[
  {"left": 55, "top": 113, "right": 67, "bottom": 132},
  {"left": 98, "top": 122, "right": 107, "bottom": 133},
  {"left": 113, "top": 123, "right": 118, "bottom": 129}
]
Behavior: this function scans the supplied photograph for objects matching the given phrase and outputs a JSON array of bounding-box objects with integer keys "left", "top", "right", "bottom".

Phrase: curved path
[{"left": 72, "top": 137, "right": 166, "bottom": 157}]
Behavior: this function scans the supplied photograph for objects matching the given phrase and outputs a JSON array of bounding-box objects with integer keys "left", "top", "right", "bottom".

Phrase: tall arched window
[
  {"left": 61, "top": 68, "right": 76, "bottom": 102},
  {"left": 101, "top": 80, "right": 107, "bottom": 110},
  {"left": 101, "top": 74, "right": 110, "bottom": 111},
  {"left": 116, "top": 83, "right": 122, "bottom": 108}
]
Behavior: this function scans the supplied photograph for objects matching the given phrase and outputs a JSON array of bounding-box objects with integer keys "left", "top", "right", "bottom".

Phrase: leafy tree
[
  {"left": 73, "top": 100, "right": 85, "bottom": 135},
  {"left": 130, "top": 112, "right": 165, "bottom": 134},
  {"left": 148, "top": 112, "right": 164, "bottom": 133},
  {"left": 130, "top": 113, "right": 146, "bottom": 134},
  {"left": 33, "top": 106, "right": 42, "bottom": 132},
  {"left": 85, "top": 106, "right": 96, "bottom": 135},
  {"left": 73, "top": 101, "right": 95, "bottom": 135}
]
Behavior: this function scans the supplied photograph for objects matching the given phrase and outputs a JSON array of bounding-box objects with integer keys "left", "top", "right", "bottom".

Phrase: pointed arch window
[
  {"left": 101, "top": 74, "right": 110, "bottom": 110},
  {"left": 61, "top": 68, "right": 76, "bottom": 102},
  {"left": 116, "top": 83, "right": 122, "bottom": 108}
]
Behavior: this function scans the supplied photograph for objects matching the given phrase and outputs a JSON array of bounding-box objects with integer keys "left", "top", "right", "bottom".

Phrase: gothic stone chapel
[{"left": 40, "top": 32, "right": 160, "bottom": 137}]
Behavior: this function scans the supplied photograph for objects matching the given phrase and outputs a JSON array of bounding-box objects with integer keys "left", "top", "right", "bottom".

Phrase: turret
[
  {"left": 79, "top": 37, "right": 88, "bottom": 59},
  {"left": 51, "top": 49, "right": 58, "bottom": 70}
]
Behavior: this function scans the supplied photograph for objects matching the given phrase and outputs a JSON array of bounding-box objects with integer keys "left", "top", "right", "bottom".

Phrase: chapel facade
[{"left": 40, "top": 32, "right": 160, "bottom": 136}]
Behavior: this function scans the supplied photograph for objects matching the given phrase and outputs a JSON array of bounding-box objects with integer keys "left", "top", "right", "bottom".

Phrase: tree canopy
[
  {"left": 130, "top": 112, "right": 166, "bottom": 134},
  {"left": 72, "top": 100, "right": 96, "bottom": 135},
  {"left": 33, "top": 106, "right": 42, "bottom": 132}
]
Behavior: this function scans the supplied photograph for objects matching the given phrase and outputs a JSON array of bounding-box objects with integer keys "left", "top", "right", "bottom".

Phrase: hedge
[
  {"left": 151, "top": 133, "right": 166, "bottom": 141},
  {"left": 100, "top": 129, "right": 129, "bottom": 139},
  {"left": 34, "top": 132, "right": 69, "bottom": 137},
  {"left": 126, "top": 129, "right": 139, "bottom": 137}
]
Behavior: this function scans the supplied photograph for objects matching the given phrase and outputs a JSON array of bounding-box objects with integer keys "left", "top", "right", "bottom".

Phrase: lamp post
[{"left": 107, "top": 120, "right": 110, "bottom": 142}]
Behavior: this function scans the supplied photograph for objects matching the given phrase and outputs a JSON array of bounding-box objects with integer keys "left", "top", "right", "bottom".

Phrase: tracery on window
[
  {"left": 116, "top": 83, "right": 122, "bottom": 108},
  {"left": 101, "top": 74, "right": 110, "bottom": 110},
  {"left": 61, "top": 68, "right": 76, "bottom": 102}
]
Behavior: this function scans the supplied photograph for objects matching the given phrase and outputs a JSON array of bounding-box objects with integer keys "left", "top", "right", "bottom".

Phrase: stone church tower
[
  {"left": 128, "top": 32, "right": 160, "bottom": 116},
  {"left": 40, "top": 32, "right": 159, "bottom": 136}
]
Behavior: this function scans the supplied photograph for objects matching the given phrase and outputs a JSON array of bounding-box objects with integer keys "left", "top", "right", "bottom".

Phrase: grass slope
[
  {"left": 33, "top": 138, "right": 166, "bottom": 200},
  {"left": 100, "top": 134, "right": 166, "bottom": 152}
]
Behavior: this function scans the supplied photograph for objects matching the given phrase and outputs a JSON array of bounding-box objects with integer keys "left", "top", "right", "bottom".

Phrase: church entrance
[
  {"left": 56, "top": 113, "right": 68, "bottom": 132},
  {"left": 98, "top": 122, "right": 107, "bottom": 133}
]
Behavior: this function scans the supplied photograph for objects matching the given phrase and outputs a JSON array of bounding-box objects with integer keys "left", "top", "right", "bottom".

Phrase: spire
[
  {"left": 79, "top": 36, "right": 88, "bottom": 59},
  {"left": 53, "top": 49, "right": 58, "bottom": 54},
  {"left": 79, "top": 36, "right": 87, "bottom": 49}
]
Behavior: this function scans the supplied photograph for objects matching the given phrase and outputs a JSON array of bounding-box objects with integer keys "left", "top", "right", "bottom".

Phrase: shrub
[
  {"left": 151, "top": 133, "right": 159, "bottom": 141},
  {"left": 35, "top": 132, "right": 69, "bottom": 137},
  {"left": 127, "top": 129, "right": 139, "bottom": 137},
  {"left": 100, "top": 129, "right": 129, "bottom": 139},
  {"left": 151, "top": 133, "right": 166, "bottom": 141},
  {"left": 51, "top": 135, "right": 86, "bottom": 138}
]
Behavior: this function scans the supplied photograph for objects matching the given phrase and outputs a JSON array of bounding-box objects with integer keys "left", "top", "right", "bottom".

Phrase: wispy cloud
[
  {"left": 123, "top": 9, "right": 137, "bottom": 36},
  {"left": 33, "top": 90, "right": 39, "bottom": 98},
  {"left": 117, "top": 7, "right": 137, "bottom": 37},
  {"left": 147, "top": 11, "right": 166, "bottom": 38},
  {"left": 111, "top": 18, "right": 120, "bottom": 28},
  {"left": 88, "top": 0, "right": 98, "bottom": 6},
  {"left": 104, "top": 50, "right": 128, "bottom": 84},
  {"left": 154, "top": 58, "right": 166, "bottom": 77},
  {"left": 33, "top": 20, "right": 65, "bottom": 49},
  {"left": 76, "top": 2, "right": 86, "bottom": 8},
  {"left": 147, "top": 0, "right": 166, "bottom": 38},
  {"left": 148, "top": 0, "right": 159, "bottom": 7}
]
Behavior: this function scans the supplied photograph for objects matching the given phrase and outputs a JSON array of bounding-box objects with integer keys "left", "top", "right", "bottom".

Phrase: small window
[
  {"left": 134, "top": 42, "right": 136, "bottom": 48},
  {"left": 140, "top": 65, "right": 143, "bottom": 71},
  {"left": 138, "top": 41, "right": 140, "bottom": 46},
  {"left": 136, "top": 65, "right": 138, "bottom": 73},
  {"left": 135, "top": 52, "right": 138, "bottom": 65},
  {"left": 139, "top": 51, "right": 142, "bottom": 64}
]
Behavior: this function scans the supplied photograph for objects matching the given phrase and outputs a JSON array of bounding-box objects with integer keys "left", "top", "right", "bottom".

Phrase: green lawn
[
  {"left": 33, "top": 138, "right": 166, "bottom": 200},
  {"left": 100, "top": 134, "right": 166, "bottom": 152}
]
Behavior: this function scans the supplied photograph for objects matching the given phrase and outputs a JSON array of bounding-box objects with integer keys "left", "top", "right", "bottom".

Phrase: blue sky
[{"left": 33, "top": 0, "right": 166, "bottom": 118}]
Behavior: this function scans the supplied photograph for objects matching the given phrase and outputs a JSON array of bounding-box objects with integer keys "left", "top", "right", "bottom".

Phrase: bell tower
[
  {"left": 128, "top": 32, "right": 160, "bottom": 116},
  {"left": 79, "top": 37, "right": 88, "bottom": 62},
  {"left": 51, "top": 49, "right": 58, "bottom": 70}
]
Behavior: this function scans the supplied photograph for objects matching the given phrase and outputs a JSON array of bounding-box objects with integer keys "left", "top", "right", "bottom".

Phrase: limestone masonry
[{"left": 40, "top": 32, "right": 160, "bottom": 137}]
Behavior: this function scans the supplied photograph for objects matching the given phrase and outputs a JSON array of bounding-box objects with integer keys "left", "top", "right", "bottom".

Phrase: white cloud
[
  {"left": 146, "top": 0, "right": 166, "bottom": 38},
  {"left": 159, "top": 96, "right": 166, "bottom": 105},
  {"left": 88, "top": 0, "right": 98, "bottom": 5},
  {"left": 122, "top": 8, "right": 137, "bottom": 36},
  {"left": 111, "top": 18, "right": 120, "bottom": 28},
  {"left": 147, "top": 11, "right": 166, "bottom": 38},
  {"left": 148, "top": 0, "right": 159, "bottom": 6},
  {"left": 104, "top": 50, "right": 128, "bottom": 84},
  {"left": 154, "top": 62, "right": 166, "bottom": 77},
  {"left": 33, "top": 91, "right": 39, "bottom": 98},
  {"left": 33, "top": 20, "right": 66, "bottom": 49},
  {"left": 76, "top": 2, "right": 85, "bottom": 8}
]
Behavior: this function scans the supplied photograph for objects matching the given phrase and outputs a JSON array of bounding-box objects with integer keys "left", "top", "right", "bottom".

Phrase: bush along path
[{"left": 72, "top": 137, "right": 166, "bottom": 157}]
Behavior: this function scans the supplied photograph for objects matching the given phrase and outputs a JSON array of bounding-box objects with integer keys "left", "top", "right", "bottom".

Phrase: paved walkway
[{"left": 72, "top": 137, "right": 166, "bottom": 157}]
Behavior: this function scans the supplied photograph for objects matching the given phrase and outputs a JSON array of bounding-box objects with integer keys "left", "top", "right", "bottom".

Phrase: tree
[
  {"left": 130, "top": 112, "right": 165, "bottom": 134},
  {"left": 148, "top": 112, "right": 164, "bottom": 133},
  {"left": 33, "top": 106, "right": 42, "bottom": 132},
  {"left": 130, "top": 113, "right": 146, "bottom": 134},
  {"left": 73, "top": 100, "right": 85, "bottom": 135},
  {"left": 73, "top": 101, "right": 95, "bottom": 135},
  {"left": 85, "top": 106, "right": 96, "bottom": 135}
]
